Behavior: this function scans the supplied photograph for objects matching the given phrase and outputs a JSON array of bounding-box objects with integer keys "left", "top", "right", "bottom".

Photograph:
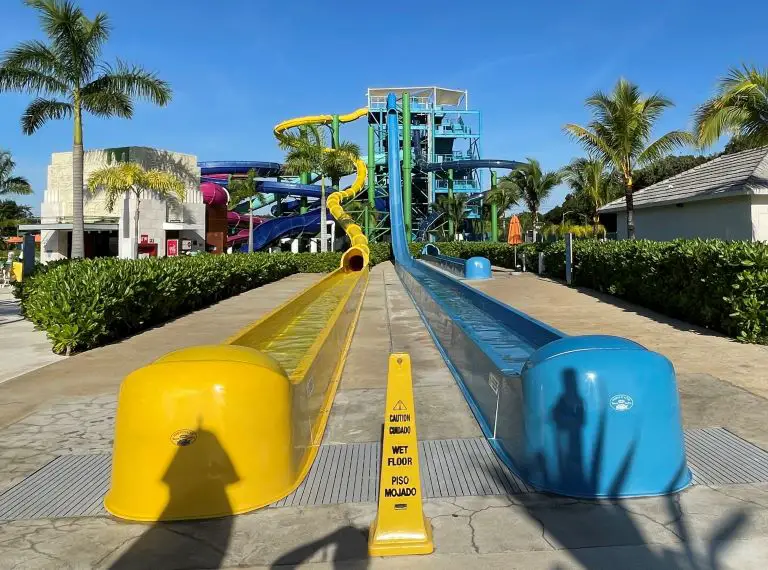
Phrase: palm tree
[
  {"left": 278, "top": 125, "right": 359, "bottom": 252},
  {"left": 561, "top": 157, "right": 621, "bottom": 230},
  {"left": 227, "top": 169, "right": 264, "bottom": 253},
  {"left": 431, "top": 194, "right": 469, "bottom": 241},
  {"left": 694, "top": 65, "right": 768, "bottom": 150},
  {"left": 0, "top": 150, "right": 32, "bottom": 196},
  {"left": 564, "top": 78, "right": 692, "bottom": 239},
  {"left": 486, "top": 177, "right": 521, "bottom": 239},
  {"left": 0, "top": 0, "right": 172, "bottom": 258},
  {"left": 87, "top": 163, "right": 184, "bottom": 259},
  {"left": 502, "top": 159, "right": 562, "bottom": 241}
]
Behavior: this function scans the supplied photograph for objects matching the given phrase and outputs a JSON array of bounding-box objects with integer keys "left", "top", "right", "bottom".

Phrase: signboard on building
[
  {"left": 140, "top": 234, "right": 149, "bottom": 244},
  {"left": 167, "top": 239, "right": 179, "bottom": 257}
]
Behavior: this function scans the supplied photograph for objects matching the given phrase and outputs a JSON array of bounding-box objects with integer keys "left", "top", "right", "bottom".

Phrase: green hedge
[
  {"left": 14, "top": 244, "right": 404, "bottom": 355},
  {"left": 423, "top": 239, "right": 768, "bottom": 344},
  {"left": 19, "top": 238, "right": 767, "bottom": 355},
  {"left": 540, "top": 239, "right": 768, "bottom": 344}
]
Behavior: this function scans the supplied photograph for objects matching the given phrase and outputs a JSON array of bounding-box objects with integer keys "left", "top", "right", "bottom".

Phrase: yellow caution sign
[{"left": 369, "top": 354, "right": 434, "bottom": 557}]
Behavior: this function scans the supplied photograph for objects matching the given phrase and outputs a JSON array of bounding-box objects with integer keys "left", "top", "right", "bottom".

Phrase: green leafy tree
[
  {"left": 278, "top": 125, "right": 359, "bottom": 252},
  {"left": 87, "top": 162, "right": 184, "bottom": 259},
  {"left": 486, "top": 177, "right": 521, "bottom": 238},
  {"left": 564, "top": 78, "right": 692, "bottom": 239},
  {"left": 0, "top": 199, "right": 34, "bottom": 239},
  {"left": 501, "top": 159, "right": 562, "bottom": 240},
  {"left": 561, "top": 157, "right": 621, "bottom": 229},
  {"left": 694, "top": 65, "right": 768, "bottom": 150},
  {"left": 430, "top": 194, "right": 469, "bottom": 241},
  {"left": 226, "top": 169, "right": 265, "bottom": 253},
  {"left": 633, "top": 154, "right": 712, "bottom": 190},
  {"left": 0, "top": 150, "right": 33, "bottom": 195},
  {"left": 227, "top": 169, "right": 264, "bottom": 207},
  {"left": 0, "top": 0, "right": 172, "bottom": 258}
]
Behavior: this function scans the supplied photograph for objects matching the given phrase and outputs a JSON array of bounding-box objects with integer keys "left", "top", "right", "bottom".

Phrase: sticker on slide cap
[{"left": 610, "top": 394, "right": 634, "bottom": 412}]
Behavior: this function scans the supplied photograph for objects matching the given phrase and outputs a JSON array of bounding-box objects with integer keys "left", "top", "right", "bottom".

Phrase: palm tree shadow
[
  {"left": 270, "top": 525, "right": 370, "bottom": 569},
  {"left": 485, "top": 367, "right": 749, "bottom": 570},
  {"left": 110, "top": 427, "right": 237, "bottom": 570}
]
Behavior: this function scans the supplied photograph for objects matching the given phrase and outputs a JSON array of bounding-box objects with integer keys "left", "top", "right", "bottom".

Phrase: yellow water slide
[{"left": 105, "top": 108, "right": 372, "bottom": 521}]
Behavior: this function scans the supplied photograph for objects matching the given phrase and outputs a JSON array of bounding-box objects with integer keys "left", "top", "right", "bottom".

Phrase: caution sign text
[{"left": 368, "top": 354, "right": 433, "bottom": 557}]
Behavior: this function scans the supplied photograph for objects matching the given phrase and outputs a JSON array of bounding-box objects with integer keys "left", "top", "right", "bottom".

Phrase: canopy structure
[{"left": 367, "top": 87, "right": 467, "bottom": 109}]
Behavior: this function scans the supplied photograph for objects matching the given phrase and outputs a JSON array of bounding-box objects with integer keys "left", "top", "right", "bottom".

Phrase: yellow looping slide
[
  {"left": 106, "top": 108, "right": 371, "bottom": 521},
  {"left": 273, "top": 108, "right": 370, "bottom": 271}
]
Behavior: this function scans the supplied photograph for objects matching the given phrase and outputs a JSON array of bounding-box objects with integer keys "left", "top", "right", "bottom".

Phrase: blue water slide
[
  {"left": 239, "top": 209, "right": 320, "bottom": 252},
  {"left": 199, "top": 161, "right": 282, "bottom": 177},
  {"left": 386, "top": 93, "right": 690, "bottom": 498},
  {"left": 411, "top": 130, "right": 523, "bottom": 173}
]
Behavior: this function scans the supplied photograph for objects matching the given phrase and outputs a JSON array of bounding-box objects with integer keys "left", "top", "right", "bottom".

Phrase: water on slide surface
[{"left": 235, "top": 272, "right": 359, "bottom": 378}]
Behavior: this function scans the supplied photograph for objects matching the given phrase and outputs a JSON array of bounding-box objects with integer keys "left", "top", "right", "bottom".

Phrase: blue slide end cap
[
  {"left": 519, "top": 335, "right": 692, "bottom": 498},
  {"left": 464, "top": 257, "right": 491, "bottom": 280}
]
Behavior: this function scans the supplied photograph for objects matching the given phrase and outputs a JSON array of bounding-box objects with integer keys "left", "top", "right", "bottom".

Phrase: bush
[
  {"left": 522, "top": 239, "right": 767, "bottom": 344},
  {"left": 20, "top": 253, "right": 304, "bottom": 355}
]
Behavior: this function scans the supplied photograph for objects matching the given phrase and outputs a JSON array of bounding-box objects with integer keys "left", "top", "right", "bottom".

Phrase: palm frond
[
  {"left": 638, "top": 131, "right": 694, "bottom": 165},
  {"left": 693, "top": 65, "right": 768, "bottom": 148},
  {"left": 21, "top": 97, "right": 73, "bottom": 134},
  {"left": 85, "top": 60, "right": 171, "bottom": 106},
  {"left": 80, "top": 87, "right": 132, "bottom": 118}
]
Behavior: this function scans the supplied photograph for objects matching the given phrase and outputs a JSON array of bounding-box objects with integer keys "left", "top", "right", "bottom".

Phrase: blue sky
[{"left": 1, "top": 0, "right": 766, "bottom": 214}]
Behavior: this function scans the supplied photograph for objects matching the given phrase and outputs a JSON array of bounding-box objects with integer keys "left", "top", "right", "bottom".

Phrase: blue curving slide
[{"left": 385, "top": 93, "right": 690, "bottom": 498}]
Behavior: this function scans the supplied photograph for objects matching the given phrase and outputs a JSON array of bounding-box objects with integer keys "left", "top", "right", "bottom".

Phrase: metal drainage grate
[
  {"left": 2, "top": 429, "right": 768, "bottom": 521},
  {"left": 273, "top": 437, "right": 533, "bottom": 508},
  {"left": 685, "top": 427, "right": 768, "bottom": 485},
  {"left": 0, "top": 454, "right": 110, "bottom": 521}
]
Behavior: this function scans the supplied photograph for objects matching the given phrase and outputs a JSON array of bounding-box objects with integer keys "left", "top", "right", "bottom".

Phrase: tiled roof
[{"left": 599, "top": 146, "right": 768, "bottom": 213}]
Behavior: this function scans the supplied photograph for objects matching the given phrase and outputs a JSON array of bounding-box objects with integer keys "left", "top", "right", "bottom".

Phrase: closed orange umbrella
[{"left": 507, "top": 215, "right": 523, "bottom": 245}]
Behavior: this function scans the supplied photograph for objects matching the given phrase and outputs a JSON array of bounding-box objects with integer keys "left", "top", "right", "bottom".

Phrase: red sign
[
  {"left": 140, "top": 234, "right": 149, "bottom": 244},
  {"left": 167, "top": 239, "right": 179, "bottom": 257}
]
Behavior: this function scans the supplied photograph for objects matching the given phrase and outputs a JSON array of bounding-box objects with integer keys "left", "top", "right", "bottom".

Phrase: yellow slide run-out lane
[{"left": 105, "top": 106, "right": 374, "bottom": 522}]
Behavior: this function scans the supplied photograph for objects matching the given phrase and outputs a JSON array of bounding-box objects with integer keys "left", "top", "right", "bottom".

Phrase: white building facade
[{"left": 34, "top": 147, "right": 205, "bottom": 262}]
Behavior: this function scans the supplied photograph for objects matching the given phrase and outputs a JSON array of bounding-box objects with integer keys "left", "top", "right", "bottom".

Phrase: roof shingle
[{"left": 599, "top": 146, "right": 768, "bottom": 213}]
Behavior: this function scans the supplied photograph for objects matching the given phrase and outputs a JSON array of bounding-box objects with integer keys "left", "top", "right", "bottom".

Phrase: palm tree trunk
[
  {"left": 71, "top": 98, "right": 85, "bottom": 259},
  {"left": 133, "top": 190, "right": 141, "bottom": 260},
  {"left": 624, "top": 181, "right": 635, "bottom": 239},
  {"left": 320, "top": 177, "right": 327, "bottom": 252}
]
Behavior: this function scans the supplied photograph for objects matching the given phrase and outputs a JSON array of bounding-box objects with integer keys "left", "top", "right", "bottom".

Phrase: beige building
[{"left": 24, "top": 147, "right": 205, "bottom": 261}]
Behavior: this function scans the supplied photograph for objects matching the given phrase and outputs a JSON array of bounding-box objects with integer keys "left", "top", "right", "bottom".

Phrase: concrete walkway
[
  {"left": 471, "top": 271, "right": 768, "bottom": 450},
  {"left": 1, "top": 266, "right": 768, "bottom": 568},
  {"left": 0, "top": 289, "right": 64, "bottom": 385}
]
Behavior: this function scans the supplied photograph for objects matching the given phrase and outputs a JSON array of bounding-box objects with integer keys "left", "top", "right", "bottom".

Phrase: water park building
[{"left": 30, "top": 147, "right": 204, "bottom": 261}]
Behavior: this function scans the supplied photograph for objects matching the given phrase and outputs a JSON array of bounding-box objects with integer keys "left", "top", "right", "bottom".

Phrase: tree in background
[
  {"left": 694, "top": 65, "right": 768, "bottom": 150},
  {"left": 561, "top": 157, "right": 621, "bottom": 230},
  {"left": 227, "top": 169, "right": 264, "bottom": 207},
  {"left": 0, "top": 0, "right": 172, "bottom": 259},
  {"left": 632, "top": 154, "right": 712, "bottom": 190},
  {"left": 278, "top": 125, "right": 359, "bottom": 252},
  {"left": 501, "top": 159, "right": 562, "bottom": 241},
  {"left": 227, "top": 168, "right": 265, "bottom": 253},
  {"left": 87, "top": 163, "right": 184, "bottom": 259},
  {"left": 0, "top": 150, "right": 33, "bottom": 196},
  {"left": 430, "top": 194, "right": 469, "bottom": 241},
  {"left": 485, "top": 176, "right": 521, "bottom": 239},
  {"left": 0, "top": 199, "right": 34, "bottom": 242},
  {"left": 565, "top": 78, "right": 692, "bottom": 239}
]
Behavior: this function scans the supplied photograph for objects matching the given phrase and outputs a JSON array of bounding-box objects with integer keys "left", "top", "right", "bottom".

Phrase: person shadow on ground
[
  {"left": 484, "top": 367, "right": 749, "bottom": 570},
  {"left": 270, "top": 525, "right": 370, "bottom": 569},
  {"left": 110, "top": 427, "right": 237, "bottom": 570}
]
